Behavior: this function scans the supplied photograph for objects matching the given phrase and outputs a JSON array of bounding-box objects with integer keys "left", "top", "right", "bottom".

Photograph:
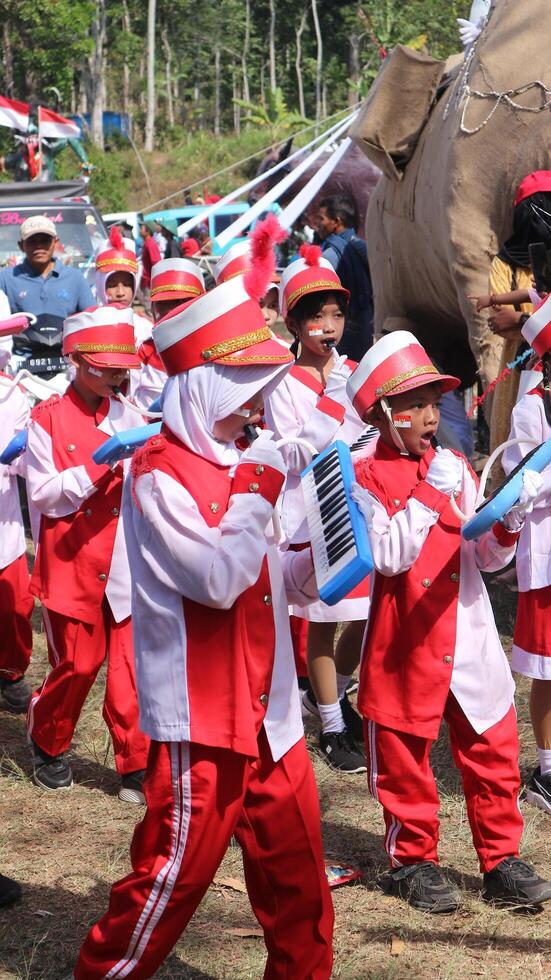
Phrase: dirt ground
[{"left": 0, "top": 580, "right": 549, "bottom": 980}]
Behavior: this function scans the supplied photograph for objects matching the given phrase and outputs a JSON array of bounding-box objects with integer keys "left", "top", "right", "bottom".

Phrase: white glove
[
  {"left": 351, "top": 481, "right": 374, "bottom": 530},
  {"left": 425, "top": 449, "right": 462, "bottom": 495},
  {"left": 324, "top": 357, "right": 350, "bottom": 398},
  {"left": 502, "top": 469, "right": 543, "bottom": 530},
  {"left": 238, "top": 429, "right": 288, "bottom": 479},
  {"left": 457, "top": 17, "right": 482, "bottom": 47}
]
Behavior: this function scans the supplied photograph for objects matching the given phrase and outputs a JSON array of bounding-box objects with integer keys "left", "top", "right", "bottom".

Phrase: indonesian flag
[
  {"left": 0, "top": 95, "right": 30, "bottom": 132},
  {"left": 38, "top": 106, "right": 80, "bottom": 139}
]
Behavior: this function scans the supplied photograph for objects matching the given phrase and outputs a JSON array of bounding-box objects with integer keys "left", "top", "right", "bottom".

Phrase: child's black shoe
[
  {"left": 0, "top": 676, "right": 31, "bottom": 713},
  {"left": 339, "top": 692, "right": 364, "bottom": 742},
  {"left": 31, "top": 741, "right": 73, "bottom": 791},
  {"left": 526, "top": 767, "right": 551, "bottom": 815},
  {"left": 380, "top": 861, "right": 462, "bottom": 913},
  {"left": 318, "top": 729, "right": 366, "bottom": 774},
  {"left": 119, "top": 769, "right": 146, "bottom": 805},
  {"left": 482, "top": 857, "right": 551, "bottom": 906},
  {"left": 0, "top": 873, "right": 21, "bottom": 908}
]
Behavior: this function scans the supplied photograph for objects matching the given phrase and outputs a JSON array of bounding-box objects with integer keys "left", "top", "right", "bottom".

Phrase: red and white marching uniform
[
  {"left": 504, "top": 391, "right": 551, "bottom": 678},
  {"left": 75, "top": 250, "right": 333, "bottom": 979},
  {"left": 0, "top": 376, "right": 32, "bottom": 681},
  {"left": 347, "top": 332, "right": 524, "bottom": 873},
  {"left": 265, "top": 355, "right": 370, "bottom": 622},
  {"left": 25, "top": 307, "right": 149, "bottom": 774}
]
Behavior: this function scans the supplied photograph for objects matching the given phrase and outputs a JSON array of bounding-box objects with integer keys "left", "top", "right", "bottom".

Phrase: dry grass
[{"left": 0, "top": 581, "right": 549, "bottom": 979}]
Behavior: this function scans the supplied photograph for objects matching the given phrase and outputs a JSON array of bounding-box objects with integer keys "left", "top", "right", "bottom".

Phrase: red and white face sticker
[
  {"left": 307, "top": 327, "right": 324, "bottom": 336},
  {"left": 393, "top": 413, "right": 412, "bottom": 428}
]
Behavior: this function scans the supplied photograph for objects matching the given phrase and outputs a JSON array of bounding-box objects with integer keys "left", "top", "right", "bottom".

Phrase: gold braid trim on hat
[
  {"left": 75, "top": 343, "right": 137, "bottom": 354},
  {"left": 150, "top": 283, "right": 202, "bottom": 298},
  {"left": 375, "top": 365, "right": 439, "bottom": 397},
  {"left": 201, "top": 327, "right": 272, "bottom": 361},
  {"left": 287, "top": 279, "right": 342, "bottom": 309},
  {"left": 96, "top": 257, "right": 138, "bottom": 271},
  {"left": 218, "top": 352, "right": 293, "bottom": 364}
]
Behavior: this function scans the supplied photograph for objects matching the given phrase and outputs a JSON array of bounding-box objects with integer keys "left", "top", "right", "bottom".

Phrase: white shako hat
[
  {"left": 63, "top": 304, "right": 140, "bottom": 370},
  {"left": 278, "top": 244, "right": 349, "bottom": 317},
  {"left": 213, "top": 240, "right": 252, "bottom": 285},
  {"left": 521, "top": 294, "right": 551, "bottom": 357}
]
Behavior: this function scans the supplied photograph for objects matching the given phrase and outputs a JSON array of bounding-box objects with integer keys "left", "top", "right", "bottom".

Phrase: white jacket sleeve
[
  {"left": 264, "top": 377, "right": 344, "bottom": 474},
  {"left": 132, "top": 469, "right": 277, "bottom": 609},
  {"left": 26, "top": 421, "right": 103, "bottom": 517},
  {"left": 502, "top": 395, "right": 551, "bottom": 509},
  {"left": 368, "top": 493, "right": 442, "bottom": 576}
]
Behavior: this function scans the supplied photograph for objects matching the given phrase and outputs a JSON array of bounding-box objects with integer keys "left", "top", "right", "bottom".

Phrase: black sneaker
[
  {"left": 482, "top": 857, "right": 551, "bottom": 907},
  {"left": 380, "top": 861, "right": 462, "bottom": 913},
  {"left": 0, "top": 874, "right": 21, "bottom": 909},
  {"left": 119, "top": 769, "right": 146, "bottom": 805},
  {"left": 0, "top": 677, "right": 31, "bottom": 713},
  {"left": 31, "top": 741, "right": 73, "bottom": 791},
  {"left": 318, "top": 729, "right": 366, "bottom": 773},
  {"left": 526, "top": 766, "right": 551, "bottom": 815},
  {"left": 340, "top": 692, "right": 364, "bottom": 742}
]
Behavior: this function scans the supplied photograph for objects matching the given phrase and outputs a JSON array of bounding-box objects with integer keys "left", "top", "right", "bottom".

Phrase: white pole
[
  {"left": 214, "top": 110, "right": 358, "bottom": 249},
  {"left": 278, "top": 137, "right": 352, "bottom": 230},
  {"left": 176, "top": 110, "right": 358, "bottom": 238}
]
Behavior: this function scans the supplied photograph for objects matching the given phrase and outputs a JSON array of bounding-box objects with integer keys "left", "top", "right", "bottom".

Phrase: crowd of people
[{"left": 0, "top": 182, "right": 550, "bottom": 977}]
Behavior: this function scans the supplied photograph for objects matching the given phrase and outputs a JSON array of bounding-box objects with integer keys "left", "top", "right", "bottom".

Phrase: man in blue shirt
[
  {"left": 0, "top": 214, "right": 93, "bottom": 319},
  {"left": 317, "top": 195, "right": 374, "bottom": 360}
]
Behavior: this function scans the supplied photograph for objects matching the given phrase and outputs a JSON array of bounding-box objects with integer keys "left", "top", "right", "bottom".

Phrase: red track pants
[
  {"left": 364, "top": 694, "right": 523, "bottom": 873},
  {"left": 0, "top": 553, "right": 33, "bottom": 681},
  {"left": 28, "top": 601, "right": 149, "bottom": 774},
  {"left": 75, "top": 730, "right": 334, "bottom": 980}
]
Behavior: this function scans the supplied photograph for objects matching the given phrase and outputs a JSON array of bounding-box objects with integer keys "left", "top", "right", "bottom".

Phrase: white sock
[
  {"left": 318, "top": 700, "right": 345, "bottom": 735},
  {"left": 537, "top": 746, "right": 551, "bottom": 776},
  {"left": 336, "top": 672, "right": 351, "bottom": 701}
]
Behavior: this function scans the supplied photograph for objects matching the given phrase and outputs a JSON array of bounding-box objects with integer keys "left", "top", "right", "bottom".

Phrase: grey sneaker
[
  {"left": 380, "top": 861, "right": 462, "bottom": 913},
  {"left": 31, "top": 741, "right": 73, "bottom": 791},
  {"left": 482, "top": 857, "right": 551, "bottom": 907},
  {"left": 0, "top": 677, "right": 31, "bottom": 713}
]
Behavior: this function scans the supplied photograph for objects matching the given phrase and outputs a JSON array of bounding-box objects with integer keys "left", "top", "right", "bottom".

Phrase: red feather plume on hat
[
  {"left": 299, "top": 243, "right": 322, "bottom": 267},
  {"left": 244, "top": 212, "right": 287, "bottom": 303},
  {"left": 109, "top": 225, "right": 124, "bottom": 250}
]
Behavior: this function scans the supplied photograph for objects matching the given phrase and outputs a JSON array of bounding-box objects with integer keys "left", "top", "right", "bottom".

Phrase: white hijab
[
  {"left": 95, "top": 269, "right": 138, "bottom": 306},
  {"left": 162, "top": 361, "right": 289, "bottom": 466}
]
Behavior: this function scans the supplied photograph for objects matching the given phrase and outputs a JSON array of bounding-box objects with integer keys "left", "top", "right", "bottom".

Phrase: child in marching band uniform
[
  {"left": 0, "top": 324, "right": 33, "bottom": 713},
  {"left": 347, "top": 331, "right": 551, "bottom": 911},
  {"left": 264, "top": 245, "right": 373, "bottom": 774},
  {"left": 503, "top": 299, "right": 551, "bottom": 815},
  {"left": 74, "top": 221, "right": 333, "bottom": 980},
  {"left": 95, "top": 227, "right": 152, "bottom": 345},
  {"left": 25, "top": 305, "right": 149, "bottom": 799}
]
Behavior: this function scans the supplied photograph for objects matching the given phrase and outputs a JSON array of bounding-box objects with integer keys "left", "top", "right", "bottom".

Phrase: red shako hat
[
  {"left": 346, "top": 330, "right": 460, "bottom": 418},
  {"left": 279, "top": 244, "right": 349, "bottom": 316},
  {"left": 213, "top": 240, "right": 251, "bottom": 285},
  {"left": 514, "top": 171, "right": 551, "bottom": 207},
  {"left": 153, "top": 214, "right": 292, "bottom": 375},
  {"left": 95, "top": 226, "right": 138, "bottom": 277},
  {"left": 521, "top": 294, "right": 551, "bottom": 356},
  {"left": 63, "top": 304, "right": 140, "bottom": 370},
  {"left": 150, "top": 257, "right": 205, "bottom": 303}
]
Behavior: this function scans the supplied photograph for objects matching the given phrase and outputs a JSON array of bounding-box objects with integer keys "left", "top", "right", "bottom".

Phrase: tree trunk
[
  {"left": 144, "top": 0, "right": 156, "bottom": 152},
  {"left": 86, "top": 0, "right": 106, "bottom": 150},
  {"left": 233, "top": 70, "right": 241, "bottom": 135},
  {"left": 121, "top": 0, "right": 131, "bottom": 118},
  {"left": 268, "top": 0, "right": 276, "bottom": 92},
  {"left": 241, "top": 0, "right": 251, "bottom": 105},
  {"left": 161, "top": 27, "right": 174, "bottom": 127},
  {"left": 2, "top": 21, "right": 14, "bottom": 97},
  {"left": 214, "top": 46, "right": 221, "bottom": 137},
  {"left": 311, "top": 0, "right": 322, "bottom": 125},
  {"left": 295, "top": 8, "right": 308, "bottom": 120}
]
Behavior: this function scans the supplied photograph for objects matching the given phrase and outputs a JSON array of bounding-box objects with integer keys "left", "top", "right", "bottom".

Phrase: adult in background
[
  {"left": 139, "top": 223, "right": 162, "bottom": 313},
  {"left": 317, "top": 195, "right": 374, "bottom": 361},
  {"left": 156, "top": 219, "right": 183, "bottom": 259},
  {"left": 0, "top": 215, "right": 93, "bottom": 319}
]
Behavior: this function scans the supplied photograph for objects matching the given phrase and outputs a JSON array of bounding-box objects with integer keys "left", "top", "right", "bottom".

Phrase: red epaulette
[
  {"left": 30, "top": 393, "right": 61, "bottom": 420},
  {"left": 131, "top": 432, "right": 166, "bottom": 481},
  {"left": 354, "top": 454, "right": 374, "bottom": 487}
]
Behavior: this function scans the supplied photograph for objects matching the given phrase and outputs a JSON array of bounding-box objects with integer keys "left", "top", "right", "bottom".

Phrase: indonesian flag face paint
[
  {"left": 393, "top": 413, "right": 412, "bottom": 428},
  {"left": 308, "top": 328, "right": 324, "bottom": 336}
]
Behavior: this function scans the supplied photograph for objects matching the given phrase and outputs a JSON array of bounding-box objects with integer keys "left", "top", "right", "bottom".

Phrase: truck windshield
[{"left": 0, "top": 206, "right": 105, "bottom": 284}]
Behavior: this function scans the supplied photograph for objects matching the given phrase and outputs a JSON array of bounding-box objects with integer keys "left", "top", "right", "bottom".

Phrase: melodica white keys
[{"left": 301, "top": 440, "right": 374, "bottom": 605}]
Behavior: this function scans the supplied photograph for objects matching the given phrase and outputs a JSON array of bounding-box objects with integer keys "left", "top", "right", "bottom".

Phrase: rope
[{"left": 467, "top": 347, "right": 534, "bottom": 418}]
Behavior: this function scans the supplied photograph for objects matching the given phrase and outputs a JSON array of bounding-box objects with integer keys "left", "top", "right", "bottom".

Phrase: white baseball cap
[{"left": 19, "top": 215, "right": 57, "bottom": 241}]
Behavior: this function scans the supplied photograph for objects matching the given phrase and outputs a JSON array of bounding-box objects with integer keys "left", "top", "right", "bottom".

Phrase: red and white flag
[
  {"left": 0, "top": 95, "right": 30, "bottom": 132},
  {"left": 38, "top": 106, "right": 80, "bottom": 139}
]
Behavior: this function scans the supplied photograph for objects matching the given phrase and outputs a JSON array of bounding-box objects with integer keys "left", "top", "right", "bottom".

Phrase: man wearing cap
[
  {"left": 0, "top": 215, "right": 93, "bottom": 321},
  {"left": 25, "top": 304, "right": 149, "bottom": 800}
]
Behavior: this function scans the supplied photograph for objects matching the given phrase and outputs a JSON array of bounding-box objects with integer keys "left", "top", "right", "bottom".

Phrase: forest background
[{"left": 0, "top": 1, "right": 467, "bottom": 211}]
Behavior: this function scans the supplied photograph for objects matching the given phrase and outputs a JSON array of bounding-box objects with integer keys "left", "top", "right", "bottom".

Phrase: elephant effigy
[{"left": 351, "top": 0, "right": 551, "bottom": 441}]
